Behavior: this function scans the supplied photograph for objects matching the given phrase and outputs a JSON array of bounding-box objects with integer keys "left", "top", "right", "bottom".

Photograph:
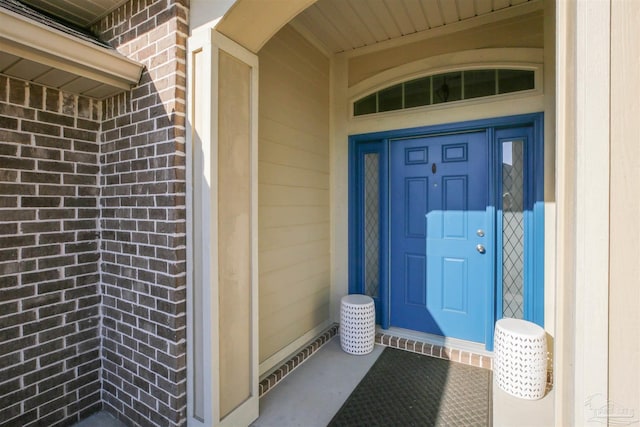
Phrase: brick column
[{"left": 93, "top": 1, "right": 189, "bottom": 425}]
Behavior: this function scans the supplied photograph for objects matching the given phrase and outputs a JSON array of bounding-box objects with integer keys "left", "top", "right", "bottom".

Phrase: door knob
[{"left": 476, "top": 244, "right": 486, "bottom": 254}]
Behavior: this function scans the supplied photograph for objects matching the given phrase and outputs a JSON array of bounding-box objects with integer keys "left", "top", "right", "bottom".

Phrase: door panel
[
  {"left": 442, "top": 257, "right": 466, "bottom": 312},
  {"left": 405, "top": 254, "right": 426, "bottom": 305},
  {"left": 406, "top": 178, "right": 428, "bottom": 237},
  {"left": 442, "top": 176, "right": 467, "bottom": 238},
  {"left": 390, "top": 138, "right": 438, "bottom": 333},
  {"left": 426, "top": 209, "right": 489, "bottom": 342},
  {"left": 390, "top": 132, "right": 489, "bottom": 343}
]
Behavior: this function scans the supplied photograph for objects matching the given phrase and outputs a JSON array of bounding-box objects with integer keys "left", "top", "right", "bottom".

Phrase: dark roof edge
[{"left": 0, "top": 0, "right": 113, "bottom": 49}]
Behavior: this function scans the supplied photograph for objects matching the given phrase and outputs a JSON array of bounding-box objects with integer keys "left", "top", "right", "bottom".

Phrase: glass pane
[
  {"left": 364, "top": 153, "right": 380, "bottom": 298},
  {"left": 354, "top": 93, "right": 377, "bottom": 116},
  {"left": 502, "top": 140, "right": 525, "bottom": 319},
  {"left": 354, "top": 68, "right": 537, "bottom": 115},
  {"left": 464, "top": 70, "right": 496, "bottom": 99},
  {"left": 404, "top": 77, "right": 431, "bottom": 108},
  {"left": 498, "top": 69, "right": 535, "bottom": 94},
  {"left": 378, "top": 84, "right": 403, "bottom": 112},
  {"left": 432, "top": 72, "right": 462, "bottom": 104}
]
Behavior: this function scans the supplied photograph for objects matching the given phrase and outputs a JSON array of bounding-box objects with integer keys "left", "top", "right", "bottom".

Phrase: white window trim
[
  {"left": 345, "top": 48, "right": 544, "bottom": 135},
  {"left": 348, "top": 48, "right": 543, "bottom": 119}
]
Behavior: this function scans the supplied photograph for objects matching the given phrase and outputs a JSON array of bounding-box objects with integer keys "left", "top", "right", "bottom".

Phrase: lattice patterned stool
[
  {"left": 339, "top": 294, "right": 375, "bottom": 355},
  {"left": 494, "top": 318, "right": 548, "bottom": 399}
]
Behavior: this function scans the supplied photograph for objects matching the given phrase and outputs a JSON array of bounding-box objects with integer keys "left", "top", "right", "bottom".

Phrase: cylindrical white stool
[
  {"left": 339, "top": 294, "right": 375, "bottom": 355},
  {"left": 494, "top": 318, "right": 548, "bottom": 400}
]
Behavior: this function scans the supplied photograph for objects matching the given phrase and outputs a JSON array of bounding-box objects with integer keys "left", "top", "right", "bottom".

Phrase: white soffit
[
  {"left": 291, "top": 0, "right": 538, "bottom": 54},
  {"left": 0, "top": 6, "right": 143, "bottom": 98}
]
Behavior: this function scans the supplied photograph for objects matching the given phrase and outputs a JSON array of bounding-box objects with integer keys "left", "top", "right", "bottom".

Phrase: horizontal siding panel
[
  {"left": 259, "top": 161, "right": 329, "bottom": 190},
  {"left": 260, "top": 118, "right": 328, "bottom": 156},
  {"left": 260, "top": 271, "right": 330, "bottom": 318},
  {"left": 260, "top": 257, "right": 330, "bottom": 299},
  {"left": 259, "top": 206, "right": 330, "bottom": 229},
  {"left": 261, "top": 63, "right": 328, "bottom": 105},
  {"left": 261, "top": 298, "right": 330, "bottom": 337},
  {"left": 259, "top": 92, "right": 329, "bottom": 135},
  {"left": 262, "top": 25, "right": 330, "bottom": 77},
  {"left": 258, "top": 23, "right": 330, "bottom": 363},
  {"left": 260, "top": 293, "right": 330, "bottom": 339},
  {"left": 260, "top": 304, "right": 330, "bottom": 362},
  {"left": 260, "top": 292, "right": 330, "bottom": 347},
  {"left": 260, "top": 47, "right": 329, "bottom": 89},
  {"left": 258, "top": 222, "right": 329, "bottom": 252},
  {"left": 259, "top": 184, "right": 329, "bottom": 207},
  {"left": 259, "top": 240, "right": 329, "bottom": 274},
  {"left": 259, "top": 141, "right": 329, "bottom": 174}
]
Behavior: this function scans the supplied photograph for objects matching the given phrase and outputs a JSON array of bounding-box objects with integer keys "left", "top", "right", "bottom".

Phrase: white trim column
[
  {"left": 187, "top": 26, "right": 260, "bottom": 427},
  {"left": 555, "top": 0, "right": 610, "bottom": 424},
  {"left": 573, "top": 1, "right": 610, "bottom": 422},
  {"left": 329, "top": 53, "right": 349, "bottom": 323}
]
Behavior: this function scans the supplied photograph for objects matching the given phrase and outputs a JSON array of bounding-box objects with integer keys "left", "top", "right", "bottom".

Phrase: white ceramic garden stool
[
  {"left": 494, "top": 318, "right": 548, "bottom": 400},
  {"left": 339, "top": 294, "right": 376, "bottom": 355}
]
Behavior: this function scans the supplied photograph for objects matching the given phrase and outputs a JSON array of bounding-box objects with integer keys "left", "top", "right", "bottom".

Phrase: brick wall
[
  {"left": 0, "top": 0, "right": 189, "bottom": 425},
  {"left": 93, "top": 1, "right": 188, "bottom": 426},
  {"left": 0, "top": 77, "right": 102, "bottom": 426}
]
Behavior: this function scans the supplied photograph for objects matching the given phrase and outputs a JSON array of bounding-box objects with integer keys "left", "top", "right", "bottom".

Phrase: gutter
[{"left": 0, "top": 6, "right": 143, "bottom": 92}]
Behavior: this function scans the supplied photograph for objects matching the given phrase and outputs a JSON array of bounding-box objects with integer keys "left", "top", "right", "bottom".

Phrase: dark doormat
[{"left": 328, "top": 347, "right": 492, "bottom": 427}]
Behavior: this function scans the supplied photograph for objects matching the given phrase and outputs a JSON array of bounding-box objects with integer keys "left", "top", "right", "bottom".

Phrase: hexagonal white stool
[
  {"left": 494, "top": 318, "right": 548, "bottom": 400},
  {"left": 339, "top": 294, "right": 375, "bottom": 355}
]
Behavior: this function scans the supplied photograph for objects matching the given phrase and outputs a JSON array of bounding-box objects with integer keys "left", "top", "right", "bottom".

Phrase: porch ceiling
[{"left": 290, "top": 0, "right": 536, "bottom": 54}]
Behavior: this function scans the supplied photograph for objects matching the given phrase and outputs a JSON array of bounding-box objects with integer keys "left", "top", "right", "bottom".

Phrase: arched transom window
[{"left": 353, "top": 69, "right": 535, "bottom": 116}]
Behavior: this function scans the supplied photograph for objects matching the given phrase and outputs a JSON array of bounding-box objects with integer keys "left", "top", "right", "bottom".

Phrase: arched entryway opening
[{"left": 187, "top": 1, "right": 556, "bottom": 425}]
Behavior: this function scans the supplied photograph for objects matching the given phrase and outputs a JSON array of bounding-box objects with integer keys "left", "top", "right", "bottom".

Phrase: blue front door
[{"left": 390, "top": 131, "right": 490, "bottom": 343}]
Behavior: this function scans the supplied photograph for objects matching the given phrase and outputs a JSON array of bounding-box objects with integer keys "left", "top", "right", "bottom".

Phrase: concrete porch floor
[
  {"left": 74, "top": 336, "right": 554, "bottom": 426},
  {"left": 253, "top": 336, "right": 554, "bottom": 427}
]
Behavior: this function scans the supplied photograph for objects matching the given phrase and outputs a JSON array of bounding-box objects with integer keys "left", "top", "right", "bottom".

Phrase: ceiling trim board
[{"left": 337, "top": 0, "right": 542, "bottom": 58}]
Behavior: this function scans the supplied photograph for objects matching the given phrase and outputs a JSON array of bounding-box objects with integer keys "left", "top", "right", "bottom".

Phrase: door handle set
[{"left": 476, "top": 229, "right": 486, "bottom": 254}]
